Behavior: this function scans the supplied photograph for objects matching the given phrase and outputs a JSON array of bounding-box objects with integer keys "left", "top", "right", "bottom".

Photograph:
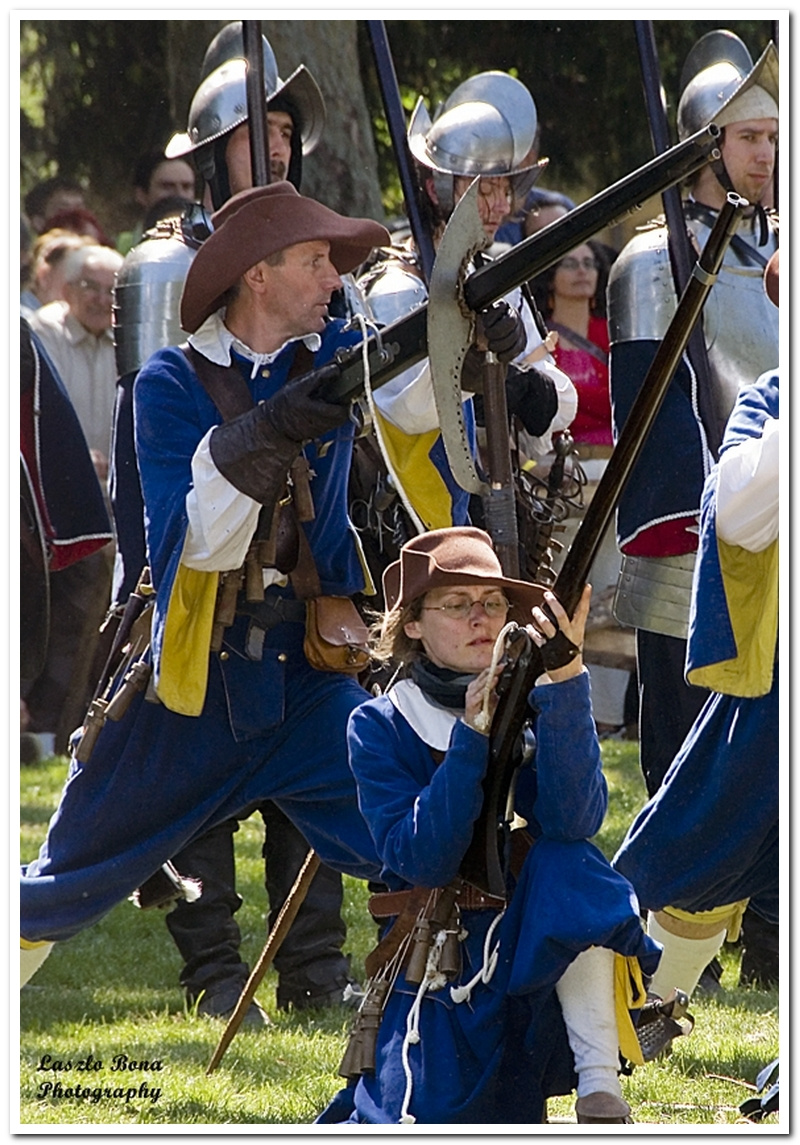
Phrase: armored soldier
[
  {"left": 110, "top": 24, "right": 360, "bottom": 1023},
  {"left": 608, "top": 35, "right": 778, "bottom": 989},
  {"left": 614, "top": 252, "right": 779, "bottom": 1004},
  {"left": 359, "top": 71, "right": 577, "bottom": 536}
]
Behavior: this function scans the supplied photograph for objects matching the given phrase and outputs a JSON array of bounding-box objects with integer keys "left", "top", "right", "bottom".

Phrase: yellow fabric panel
[
  {"left": 614, "top": 952, "right": 646, "bottom": 1067},
  {"left": 663, "top": 900, "right": 749, "bottom": 944},
  {"left": 156, "top": 564, "right": 219, "bottom": 717},
  {"left": 687, "top": 538, "right": 778, "bottom": 697},
  {"left": 376, "top": 415, "right": 454, "bottom": 531},
  {"left": 20, "top": 937, "right": 51, "bottom": 950}
]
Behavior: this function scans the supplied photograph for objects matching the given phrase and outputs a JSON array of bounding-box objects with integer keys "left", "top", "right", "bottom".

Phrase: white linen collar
[
  {"left": 388, "top": 678, "right": 458, "bottom": 752},
  {"left": 188, "top": 311, "right": 322, "bottom": 380}
]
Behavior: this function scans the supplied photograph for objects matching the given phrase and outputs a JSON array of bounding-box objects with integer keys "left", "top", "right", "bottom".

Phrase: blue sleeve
[
  {"left": 348, "top": 700, "right": 490, "bottom": 887},
  {"left": 528, "top": 670, "right": 607, "bottom": 840},
  {"left": 133, "top": 347, "right": 215, "bottom": 593}
]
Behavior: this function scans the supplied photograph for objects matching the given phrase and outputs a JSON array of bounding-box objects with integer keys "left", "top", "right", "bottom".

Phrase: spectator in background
[
  {"left": 24, "top": 176, "right": 85, "bottom": 234},
  {"left": 44, "top": 206, "right": 114, "bottom": 248},
  {"left": 117, "top": 151, "right": 198, "bottom": 254},
  {"left": 28, "top": 243, "right": 123, "bottom": 474},
  {"left": 528, "top": 241, "right": 632, "bottom": 738},
  {"left": 21, "top": 230, "right": 93, "bottom": 315},
  {"left": 25, "top": 244, "right": 122, "bottom": 754}
]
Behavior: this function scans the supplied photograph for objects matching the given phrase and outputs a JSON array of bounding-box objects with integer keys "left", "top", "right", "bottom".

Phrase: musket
[
  {"left": 459, "top": 191, "right": 748, "bottom": 897},
  {"left": 366, "top": 20, "right": 436, "bottom": 284},
  {"left": 635, "top": 19, "right": 719, "bottom": 459},
  {"left": 314, "top": 124, "right": 721, "bottom": 407},
  {"left": 243, "top": 19, "right": 271, "bottom": 188}
]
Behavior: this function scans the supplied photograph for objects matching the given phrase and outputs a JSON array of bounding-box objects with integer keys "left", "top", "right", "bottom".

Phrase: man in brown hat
[{"left": 20, "top": 183, "right": 391, "bottom": 987}]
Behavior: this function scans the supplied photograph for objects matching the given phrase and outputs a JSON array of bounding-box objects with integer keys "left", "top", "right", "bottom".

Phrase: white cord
[
  {"left": 471, "top": 621, "right": 519, "bottom": 733},
  {"left": 449, "top": 909, "right": 505, "bottom": 1004},
  {"left": 352, "top": 312, "right": 427, "bottom": 536},
  {"left": 398, "top": 928, "right": 449, "bottom": 1124}
]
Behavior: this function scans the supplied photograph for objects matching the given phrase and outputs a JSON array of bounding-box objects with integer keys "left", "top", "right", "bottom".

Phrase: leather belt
[
  {"left": 236, "top": 593, "right": 307, "bottom": 630},
  {"left": 368, "top": 883, "right": 506, "bottom": 918}
]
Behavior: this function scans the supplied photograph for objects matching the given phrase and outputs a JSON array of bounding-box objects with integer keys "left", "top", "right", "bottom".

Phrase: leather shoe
[{"left": 575, "top": 1092, "right": 633, "bottom": 1123}]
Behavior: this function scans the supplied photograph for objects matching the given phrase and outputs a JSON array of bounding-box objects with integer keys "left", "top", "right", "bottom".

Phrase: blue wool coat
[
  {"left": 613, "top": 372, "right": 779, "bottom": 921},
  {"left": 21, "top": 321, "right": 383, "bottom": 943},
  {"left": 320, "top": 671, "right": 659, "bottom": 1124}
]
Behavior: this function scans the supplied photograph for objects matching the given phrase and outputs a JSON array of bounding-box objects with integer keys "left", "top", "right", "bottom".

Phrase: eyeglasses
[
  {"left": 422, "top": 594, "right": 511, "bottom": 620},
  {"left": 77, "top": 278, "right": 115, "bottom": 298},
  {"left": 558, "top": 256, "right": 598, "bottom": 271}
]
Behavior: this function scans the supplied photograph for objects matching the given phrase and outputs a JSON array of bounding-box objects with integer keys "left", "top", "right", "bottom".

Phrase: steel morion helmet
[
  {"left": 407, "top": 70, "right": 546, "bottom": 215},
  {"left": 677, "top": 35, "right": 778, "bottom": 140}
]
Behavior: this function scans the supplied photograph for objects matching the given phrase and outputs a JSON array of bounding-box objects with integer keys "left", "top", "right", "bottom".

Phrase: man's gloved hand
[
  {"left": 476, "top": 301, "right": 527, "bottom": 364},
  {"left": 209, "top": 370, "right": 350, "bottom": 506},
  {"left": 505, "top": 365, "right": 558, "bottom": 437},
  {"left": 262, "top": 365, "right": 351, "bottom": 443}
]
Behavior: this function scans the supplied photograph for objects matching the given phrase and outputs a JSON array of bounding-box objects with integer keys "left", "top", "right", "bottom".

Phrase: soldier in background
[{"left": 608, "top": 34, "right": 778, "bottom": 988}]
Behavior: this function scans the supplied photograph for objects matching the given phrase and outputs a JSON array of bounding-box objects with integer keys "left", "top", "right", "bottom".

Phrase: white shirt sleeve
[
  {"left": 182, "top": 428, "right": 262, "bottom": 571},
  {"left": 716, "top": 416, "right": 779, "bottom": 552}
]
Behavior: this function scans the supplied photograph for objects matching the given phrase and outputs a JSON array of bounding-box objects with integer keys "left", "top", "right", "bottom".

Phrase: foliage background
[{"left": 20, "top": 18, "right": 776, "bottom": 236}]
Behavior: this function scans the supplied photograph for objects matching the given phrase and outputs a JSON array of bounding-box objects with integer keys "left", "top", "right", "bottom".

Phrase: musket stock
[{"left": 459, "top": 192, "right": 747, "bottom": 896}]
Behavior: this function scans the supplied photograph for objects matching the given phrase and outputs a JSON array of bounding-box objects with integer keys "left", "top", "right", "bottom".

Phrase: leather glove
[
  {"left": 209, "top": 368, "right": 349, "bottom": 506},
  {"left": 505, "top": 365, "right": 558, "bottom": 437},
  {"left": 476, "top": 301, "right": 527, "bottom": 364}
]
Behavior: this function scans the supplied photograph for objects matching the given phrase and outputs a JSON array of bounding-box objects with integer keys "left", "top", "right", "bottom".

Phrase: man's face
[
  {"left": 453, "top": 175, "right": 513, "bottom": 241},
  {"left": 138, "top": 159, "right": 196, "bottom": 209},
  {"left": 720, "top": 118, "right": 778, "bottom": 205},
  {"left": 260, "top": 240, "right": 343, "bottom": 340},
  {"left": 225, "top": 112, "right": 295, "bottom": 195},
  {"left": 64, "top": 258, "right": 117, "bottom": 336}
]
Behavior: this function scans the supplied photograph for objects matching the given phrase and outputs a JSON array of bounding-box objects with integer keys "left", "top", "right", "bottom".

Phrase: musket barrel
[{"left": 463, "top": 124, "right": 721, "bottom": 312}]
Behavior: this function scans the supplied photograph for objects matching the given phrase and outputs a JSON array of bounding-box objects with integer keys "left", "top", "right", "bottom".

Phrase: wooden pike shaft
[{"left": 206, "top": 848, "right": 321, "bottom": 1074}]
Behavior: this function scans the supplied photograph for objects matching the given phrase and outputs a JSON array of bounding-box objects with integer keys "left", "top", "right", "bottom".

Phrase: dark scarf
[{"left": 410, "top": 658, "right": 475, "bottom": 711}]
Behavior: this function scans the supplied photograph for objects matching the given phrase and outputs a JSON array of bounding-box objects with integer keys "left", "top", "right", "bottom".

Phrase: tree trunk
[{"left": 165, "top": 19, "right": 385, "bottom": 221}]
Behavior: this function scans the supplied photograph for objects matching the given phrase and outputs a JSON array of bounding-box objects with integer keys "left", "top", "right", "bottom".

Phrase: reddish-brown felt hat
[
  {"left": 383, "top": 526, "right": 546, "bottom": 622},
  {"left": 180, "top": 182, "right": 390, "bottom": 333}
]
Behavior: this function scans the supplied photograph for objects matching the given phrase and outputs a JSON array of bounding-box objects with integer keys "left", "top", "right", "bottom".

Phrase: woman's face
[
  {"left": 403, "top": 584, "right": 509, "bottom": 674},
  {"left": 552, "top": 243, "right": 598, "bottom": 302}
]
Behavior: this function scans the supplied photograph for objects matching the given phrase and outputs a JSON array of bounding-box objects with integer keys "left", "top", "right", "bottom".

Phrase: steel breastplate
[
  {"left": 608, "top": 211, "right": 779, "bottom": 440},
  {"left": 113, "top": 208, "right": 211, "bottom": 376}
]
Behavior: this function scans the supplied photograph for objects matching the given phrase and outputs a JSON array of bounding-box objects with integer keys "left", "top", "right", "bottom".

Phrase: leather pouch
[{"left": 303, "top": 596, "right": 370, "bottom": 675}]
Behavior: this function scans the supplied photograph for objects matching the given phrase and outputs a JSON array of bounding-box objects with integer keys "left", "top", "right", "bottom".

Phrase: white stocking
[
  {"left": 555, "top": 946, "right": 622, "bottom": 1099},
  {"left": 647, "top": 913, "right": 726, "bottom": 1000},
  {"left": 21, "top": 941, "right": 54, "bottom": 987}
]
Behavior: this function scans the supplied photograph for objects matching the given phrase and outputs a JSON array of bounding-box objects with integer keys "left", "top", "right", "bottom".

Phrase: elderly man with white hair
[{"left": 29, "top": 243, "right": 123, "bottom": 473}]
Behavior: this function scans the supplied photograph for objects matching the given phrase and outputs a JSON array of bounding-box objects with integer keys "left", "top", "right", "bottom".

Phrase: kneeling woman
[{"left": 321, "top": 527, "right": 659, "bottom": 1125}]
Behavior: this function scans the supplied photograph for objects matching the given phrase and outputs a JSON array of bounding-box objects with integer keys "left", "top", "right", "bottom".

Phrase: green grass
[{"left": 20, "top": 744, "right": 779, "bottom": 1127}]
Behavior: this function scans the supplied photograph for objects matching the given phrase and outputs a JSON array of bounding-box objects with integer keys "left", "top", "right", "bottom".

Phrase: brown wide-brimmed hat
[
  {"left": 383, "top": 526, "right": 546, "bottom": 623},
  {"left": 180, "top": 182, "right": 390, "bottom": 333},
  {"left": 764, "top": 249, "right": 779, "bottom": 308}
]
